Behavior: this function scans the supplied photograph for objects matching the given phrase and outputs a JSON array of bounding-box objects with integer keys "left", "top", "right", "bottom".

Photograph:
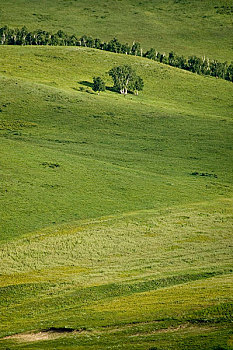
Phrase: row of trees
[
  {"left": 0, "top": 25, "right": 232, "bottom": 82},
  {"left": 93, "top": 65, "right": 144, "bottom": 95},
  {"left": 144, "top": 49, "right": 233, "bottom": 81},
  {"left": 0, "top": 26, "right": 141, "bottom": 53}
]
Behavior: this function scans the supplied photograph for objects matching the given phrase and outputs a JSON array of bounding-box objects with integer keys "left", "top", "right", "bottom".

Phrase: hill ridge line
[{"left": 1, "top": 26, "right": 232, "bottom": 83}]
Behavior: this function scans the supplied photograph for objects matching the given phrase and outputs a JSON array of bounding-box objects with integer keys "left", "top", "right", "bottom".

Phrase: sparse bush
[
  {"left": 41, "top": 162, "right": 60, "bottom": 169},
  {"left": 190, "top": 171, "right": 217, "bottom": 178}
]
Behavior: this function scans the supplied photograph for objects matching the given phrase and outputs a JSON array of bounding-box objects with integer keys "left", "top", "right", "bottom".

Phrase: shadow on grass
[
  {"left": 43, "top": 327, "right": 75, "bottom": 333},
  {"left": 79, "top": 80, "right": 93, "bottom": 88},
  {"left": 79, "top": 81, "right": 117, "bottom": 93}
]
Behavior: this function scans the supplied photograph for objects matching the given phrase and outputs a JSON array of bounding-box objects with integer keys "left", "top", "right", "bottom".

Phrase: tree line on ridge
[{"left": 0, "top": 25, "right": 232, "bottom": 83}]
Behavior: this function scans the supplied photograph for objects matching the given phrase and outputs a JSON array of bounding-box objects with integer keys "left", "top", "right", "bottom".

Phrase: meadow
[
  {"left": 0, "top": 44, "right": 232, "bottom": 349},
  {"left": 0, "top": 0, "right": 233, "bottom": 61},
  {"left": 0, "top": 45, "right": 232, "bottom": 240},
  {"left": 0, "top": 1, "right": 233, "bottom": 348}
]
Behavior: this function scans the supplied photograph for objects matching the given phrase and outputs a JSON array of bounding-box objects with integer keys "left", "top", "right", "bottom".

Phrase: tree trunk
[{"left": 1, "top": 33, "right": 5, "bottom": 44}]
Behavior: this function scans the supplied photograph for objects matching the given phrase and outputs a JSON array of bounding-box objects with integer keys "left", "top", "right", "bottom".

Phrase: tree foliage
[
  {"left": 130, "top": 75, "right": 144, "bottom": 95},
  {"left": 93, "top": 77, "right": 106, "bottom": 94},
  {"left": 109, "top": 65, "right": 144, "bottom": 95}
]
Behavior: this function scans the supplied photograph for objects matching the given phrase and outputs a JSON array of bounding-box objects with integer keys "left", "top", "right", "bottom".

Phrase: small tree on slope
[
  {"left": 109, "top": 65, "right": 144, "bottom": 95},
  {"left": 93, "top": 76, "right": 106, "bottom": 94},
  {"left": 109, "top": 65, "right": 136, "bottom": 95}
]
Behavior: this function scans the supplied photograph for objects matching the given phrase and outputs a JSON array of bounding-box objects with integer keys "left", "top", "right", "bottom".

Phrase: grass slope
[
  {"left": 0, "top": 203, "right": 233, "bottom": 349},
  {"left": 0, "top": 46, "right": 232, "bottom": 349},
  {"left": 0, "top": 0, "right": 233, "bottom": 61},
  {"left": 0, "top": 46, "right": 232, "bottom": 240}
]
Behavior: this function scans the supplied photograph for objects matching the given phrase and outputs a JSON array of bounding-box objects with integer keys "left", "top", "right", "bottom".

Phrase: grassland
[
  {"left": 0, "top": 45, "right": 232, "bottom": 240},
  {"left": 1, "top": 0, "right": 233, "bottom": 61},
  {"left": 0, "top": 44, "right": 232, "bottom": 349}
]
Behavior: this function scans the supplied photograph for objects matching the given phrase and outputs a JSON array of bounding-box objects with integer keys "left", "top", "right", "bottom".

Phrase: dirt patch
[
  {"left": 155, "top": 323, "right": 189, "bottom": 333},
  {"left": 3, "top": 331, "right": 59, "bottom": 342},
  {"left": 2, "top": 328, "right": 83, "bottom": 342}
]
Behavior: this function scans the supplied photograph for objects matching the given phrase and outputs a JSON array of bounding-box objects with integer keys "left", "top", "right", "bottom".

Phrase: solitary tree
[
  {"left": 109, "top": 65, "right": 144, "bottom": 95},
  {"left": 93, "top": 76, "right": 106, "bottom": 94},
  {"left": 109, "top": 65, "right": 136, "bottom": 95}
]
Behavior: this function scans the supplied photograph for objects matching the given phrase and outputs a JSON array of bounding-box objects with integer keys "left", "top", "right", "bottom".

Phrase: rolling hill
[
  {"left": 0, "top": 1, "right": 233, "bottom": 349},
  {"left": 0, "top": 0, "right": 233, "bottom": 60}
]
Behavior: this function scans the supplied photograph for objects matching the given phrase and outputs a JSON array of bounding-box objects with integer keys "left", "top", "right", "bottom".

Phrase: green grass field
[
  {"left": 1, "top": 0, "right": 233, "bottom": 61},
  {"left": 0, "top": 1, "right": 233, "bottom": 349}
]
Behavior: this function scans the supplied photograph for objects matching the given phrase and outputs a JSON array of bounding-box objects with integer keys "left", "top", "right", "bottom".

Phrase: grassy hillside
[
  {"left": 0, "top": 0, "right": 233, "bottom": 61},
  {"left": 0, "top": 45, "right": 232, "bottom": 349},
  {"left": 0, "top": 46, "right": 232, "bottom": 240},
  {"left": 0, "top": 204, "right": 232, "bottom": 349}
]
